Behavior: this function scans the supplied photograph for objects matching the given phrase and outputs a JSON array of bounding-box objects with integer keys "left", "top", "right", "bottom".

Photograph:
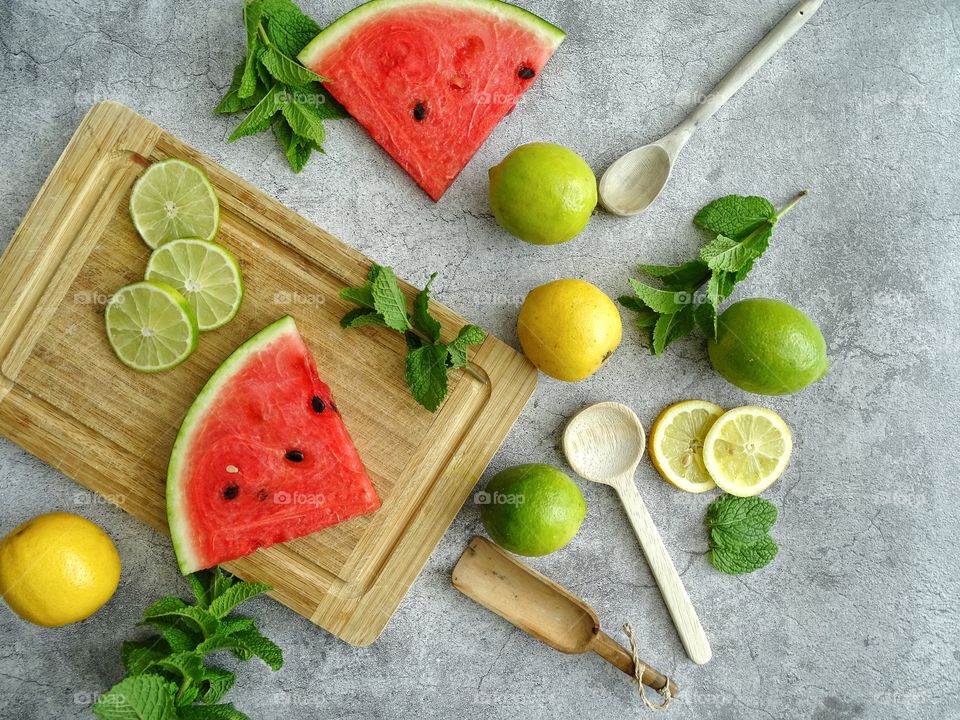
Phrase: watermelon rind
[
  {"left": 297, "top": 0, "right": 566, "bottom": 69},
  {"left": 166, "top": 315, "right": 297, "bottom": 574}
]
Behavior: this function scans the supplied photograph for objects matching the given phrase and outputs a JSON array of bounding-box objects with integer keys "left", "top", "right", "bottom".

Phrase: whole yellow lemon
[
  {"left": 517, "top": 279, "right": 622, "bottom": 381},
  {"left": 0, "top": 512, "right": 121, "bottom": 627}
]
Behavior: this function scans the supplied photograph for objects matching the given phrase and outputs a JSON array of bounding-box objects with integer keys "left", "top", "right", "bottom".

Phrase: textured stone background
[{"left": 1, "top": 0, "right": 958, "bottom": 718}]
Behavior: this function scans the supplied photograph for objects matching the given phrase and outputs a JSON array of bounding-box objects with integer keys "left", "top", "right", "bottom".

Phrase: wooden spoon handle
[
  {"left": 613, "top": 476, "right": 712, "bottom": 665},
  {"left": 590, "top": 630, "right": 679, "bottom": 697},
  {"left": 669, "top": 0, "right": 824, "bottom": 147}
]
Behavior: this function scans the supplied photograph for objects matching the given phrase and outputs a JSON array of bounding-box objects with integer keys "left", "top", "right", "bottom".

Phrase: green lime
[
  {"left": 708, "top": 298, "right": 829, "bottom": 396},
  {"left": 145, "top": 238, "right": 244, "bottom": 331},
  {"left": 104, "top": 281, "right": 199, "bottom": 372},
  {"left": 479, "top": 464, "right": 587, "bottom": 556},
  {"left": 488, "top": 143, "right": 597, "bottom": 245},
  {"left": 129, "top": 159, "right": 220, "bottom": 249}
]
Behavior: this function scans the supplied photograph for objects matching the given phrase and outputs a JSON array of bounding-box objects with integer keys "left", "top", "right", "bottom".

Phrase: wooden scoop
[{"left": 453, "top": 537, "right": 678, "bottom": 696}]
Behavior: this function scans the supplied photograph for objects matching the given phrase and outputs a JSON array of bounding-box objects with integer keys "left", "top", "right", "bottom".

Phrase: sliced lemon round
[
  {"left": 649, "top": 400, "right": 724, "bottom": 493},
  {"left": 104, "top": 281, "right": 199, "bottom": 372},
  {"left": 129, "top": 159, "right": 220, "bottom": 249},
  {"left": 702, "top": 406, "right": 792, "bottom": 497},
  {"left": 145, "top": 238, "right": 244, "bottom": 331}
]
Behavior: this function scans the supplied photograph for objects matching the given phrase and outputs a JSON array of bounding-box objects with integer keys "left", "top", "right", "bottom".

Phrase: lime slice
[
  {"left": 129, "top": 159, "right": 220, "bottom": 249},
  {"left": 649, "top": 400, "right": 724, "bottom": 493},
  {"left": 702, "top": 406, "right": 793, "bottom": 497},
  {"left": 105, "top": 281, "right": 199, "bottom": 372},
  {"left": 145, "top": 239, "right": 244, "bottom": 331}
]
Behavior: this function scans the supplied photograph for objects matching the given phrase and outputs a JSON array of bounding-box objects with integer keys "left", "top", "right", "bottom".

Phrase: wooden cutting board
[{"left": 0, "top": 101, "right": 537, "bottom": 645}]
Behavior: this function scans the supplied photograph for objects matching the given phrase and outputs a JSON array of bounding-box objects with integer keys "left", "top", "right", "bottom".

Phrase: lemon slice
[
  {"left": 105, "top": 281, "right": 199, "bottom": 372},
  {"left": 702, "top": 406, "right": 792, "bottom": 497},
  {"left": 145, "top": 238, "right": 244, "bottom": 331},
  {"left": 129, "top": 159, "right": 220, "bottom": 249},
  {"left": 649, "top": 400, "right": 724, "bottom": 493}
]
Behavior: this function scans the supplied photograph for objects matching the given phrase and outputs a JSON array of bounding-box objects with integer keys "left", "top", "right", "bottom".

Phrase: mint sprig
[
  {"left": 704, "top": 494, "right": 779, "bottom": 575},
  {"left": 215, "top": 0, "right": 347, "bottom": 172},
  {"left": 92, "top": 567, "right": 281, "bottom": 720},
  {"left": 619, "top": 191, "right": 807, "bottom": 354},
  {"left": 339, "top": 264, "right": 486, "bottom": 412}
]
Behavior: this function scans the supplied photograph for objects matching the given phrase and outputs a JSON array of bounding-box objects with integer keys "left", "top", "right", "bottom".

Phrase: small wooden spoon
[
  {"left": 453, "top": 536, "right": 678, "bottom": 696},
  {"left": 599, "top": 0, "right": 824, "bottom": 216},
  {"left": 563, "top": 402, "right": 711, "bottom": 665}
]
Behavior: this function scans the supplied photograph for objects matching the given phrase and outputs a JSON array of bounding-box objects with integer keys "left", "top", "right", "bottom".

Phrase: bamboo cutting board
[{"left": 0, "top": 101, "right": 537, "bottom": 645}]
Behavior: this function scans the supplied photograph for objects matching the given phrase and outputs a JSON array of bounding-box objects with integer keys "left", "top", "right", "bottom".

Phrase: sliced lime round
[
  {"left": 144, "top": 238, "right": 244, "bottom": 331},
  {"left": 105, "top": 281, "right": 199, "bottom": 372},
  {"left": 129, "top": 159, "right": 220, "bottom": 249}
]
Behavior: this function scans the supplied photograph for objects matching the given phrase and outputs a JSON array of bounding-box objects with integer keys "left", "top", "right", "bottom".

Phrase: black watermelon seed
[
  {"left": 285, "top": 450, "right": 304, "bottom": 462},
  {"left": 257, "top": 488, "right": 268, "bottom": 501},
  {"left": 518, "top": 66, "right": 536, "bottom": 79},
  {"left": 413, "top": 102, "right": 427, "bottom": 121},
  {"left": 330, "top": 401, "right": 339, "bottom": 414},
  {"left": 311, "top": 395, "right": 325, "bottom": 413},
  {"left": 223, "top": 484, "right": 240, "bottom": 500}
]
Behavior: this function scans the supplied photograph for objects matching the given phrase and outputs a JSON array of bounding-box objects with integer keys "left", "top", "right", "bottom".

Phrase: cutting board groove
[{"left": 0, "top": 102, "right": 537, "bottom": 645}]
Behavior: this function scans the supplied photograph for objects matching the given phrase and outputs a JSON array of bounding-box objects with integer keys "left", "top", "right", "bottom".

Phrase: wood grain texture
[{"left": 0, "top": 101, "right": 538, "bottom": 645}]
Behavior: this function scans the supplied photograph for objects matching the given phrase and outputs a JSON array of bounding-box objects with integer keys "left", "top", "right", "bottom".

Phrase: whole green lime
[
  {"left": 488, "top": 143, "right": 597, "bottom": 245},
  {"left": 708, "top": 298, "right": 829, "bottom": 396},
  {"left": 479, "top": 464, "right": 587, "bottom": 556}
]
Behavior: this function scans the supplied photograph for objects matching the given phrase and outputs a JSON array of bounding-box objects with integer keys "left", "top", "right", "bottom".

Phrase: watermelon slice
[
  {"left": 298, "top": 0, "right": 565, "bottom": 201},
  {"left": 166, "top": 316, "right": 380, "bottom": 574}
]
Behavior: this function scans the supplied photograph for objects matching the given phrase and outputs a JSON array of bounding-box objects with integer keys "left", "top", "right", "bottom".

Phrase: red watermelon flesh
[
  {"left": 298, "top": 0, "right": 565, "bottom": 200},
  {"left": 166, "top": 316, "right": 380, "bottom": 574}
]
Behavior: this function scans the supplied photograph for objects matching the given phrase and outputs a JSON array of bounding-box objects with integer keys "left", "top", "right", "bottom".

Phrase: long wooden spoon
[
  {"left": 563, "top": 402, "right": 711, "bottom": 665},
  {"left": 453, "top": 536, "right": 678, "bottom": 696},
  {"left": 599, "top": 0, "right": 825, "bottom": 216}
]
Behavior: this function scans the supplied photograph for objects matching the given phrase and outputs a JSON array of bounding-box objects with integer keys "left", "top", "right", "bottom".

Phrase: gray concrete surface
[{"left": 1, "top": 0, "right": 958, "bottom": 717}]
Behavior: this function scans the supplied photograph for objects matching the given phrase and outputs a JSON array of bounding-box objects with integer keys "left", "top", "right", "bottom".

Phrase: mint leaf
[
  {"left": 262, "top": 0, "right": 321, "bottom": 56},
  {"left": 178, "top": 704, "right": 250, "bottom": 720},
  {"left": 281, "top": 94, "right": 328, "bottom": 147},
  {"left": 694, "top": 195, "right": 775, "bottom": 239},
  {"left": 710, "top": 536, "right": 778, "bottom": 575},
  {"left": 412, "top": 273, "right": 441, "bottom": 343},
  {"left": 637, "top": 260, "right": 710, "bottom": 290},
  {"left": 261, "top": 47, "right": 326, "bottom": 87},
  {"left": 149, "top": 651, "right": 205, "bottom": 684},
  {"left": 216, "top": 62, "right": 267, "bottom": 115},
  {"left": 142, "top": 597, "right": 218, "bottom": 637},
  {"left": 652, "top": 306, "right": 694, "bottom": 355},
  {"left": 371, "top": 266, "right": 411, "bottom": 332},
  {"left": 405, "top": 343, "right": 448, "bottom": 412},
  {"left": 231, "top": 627, "right": 284, "bottom": 671},
  {"left": 694, "top": 301, "right": 717, "bottom": 340},
  {"left": 188, "top": 574, "right": 209, "bottom": 608},
  {"left": 706, "top": 495, "right": 778, "bottom": 548},
  {"left": 209, "top": 567, "right": 234, "bottom": 602},
  {"left": 122, "top": 639, "right": 168, "bottom": 676},
  {"left": 706, "top": 271, "right": 736, "bottom": 307},
  {"left": 228, "top": 84, "right": 284, "bottom": 142},
  {"left": 160, "top": 624, "right": 197, "bottom": 653},
  {"left": 700, "top": 226, "right": 772, "bottom": 273},
  {"left": 198, "top": 667, "right": 235, "bottom": 705},
  {"left": 339, "top": 286, "right": 375, "bottom": 309},
  {"left": 208, "top": 581, "right": 272, "bottom": 619},
  {"left": 239, "top": 3, "right": 264, "bottom": 99},
  {"left": 93, "top": 675, "right": 179, "bottom": 720},
  {"left": 627, "top": 279, "right": 689, "bottom": 314},
  {"left": 340, "top": 308, "right": 387, "bottom": 329},
  {"left": 446, "top": 324, "right": 485, "bottom": 368},
  {"left": 273, "top": 117, "right": 312, "bottom": 172}
]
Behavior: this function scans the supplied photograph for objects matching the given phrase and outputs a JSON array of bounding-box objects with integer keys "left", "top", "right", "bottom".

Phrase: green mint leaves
[
  {"left": 215, "top": 0, "right": 347, "bottom": 172},
  {"left": 705, "top": 494, "right": 779, "bottom": 575},
  {"left": 339, "top": 264, "right": 486, "bottom": 412},
  {"left": 619, "top": 191, "right": 807, "bottom": 354},
  {"left": 92, "top": 567, "right": 281, "bottom": 720}
]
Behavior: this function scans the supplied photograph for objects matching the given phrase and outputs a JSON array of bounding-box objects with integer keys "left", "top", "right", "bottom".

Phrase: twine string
[{"left": 622, "top": 623, "right": 673, "bottom": 712}]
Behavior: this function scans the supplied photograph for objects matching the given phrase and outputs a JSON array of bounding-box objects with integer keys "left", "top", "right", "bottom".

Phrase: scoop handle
[
  {"left": 667, "top": 0, "right": 824, "bottom": 151},
  {"left": 590, "top": 630, "right": 679, "bottom": 697},
  {"left": 611, "top": 474, "right": 712, "bottom": 665}
]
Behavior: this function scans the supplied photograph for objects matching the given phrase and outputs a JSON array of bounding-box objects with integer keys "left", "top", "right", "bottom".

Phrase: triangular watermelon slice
[
  {"left": 166, "top": 316, "right": 380, "bottom": 574},
  {"left": 298, "top": 0, "right": 565, "bottom": 200}
]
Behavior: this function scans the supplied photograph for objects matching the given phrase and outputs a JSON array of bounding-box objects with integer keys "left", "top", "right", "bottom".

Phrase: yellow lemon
[
  {"left": 702, "top": 406, "right": 793, "bottom": 496},
  {"left": 649, "top": 400, "right": 724, "bottom": 493},
  {"left": 0, "top": 512, "right": 121, "bottom": 626},
  {"left": 517, "top": 279, "right": 622, "bottom": 382}
]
